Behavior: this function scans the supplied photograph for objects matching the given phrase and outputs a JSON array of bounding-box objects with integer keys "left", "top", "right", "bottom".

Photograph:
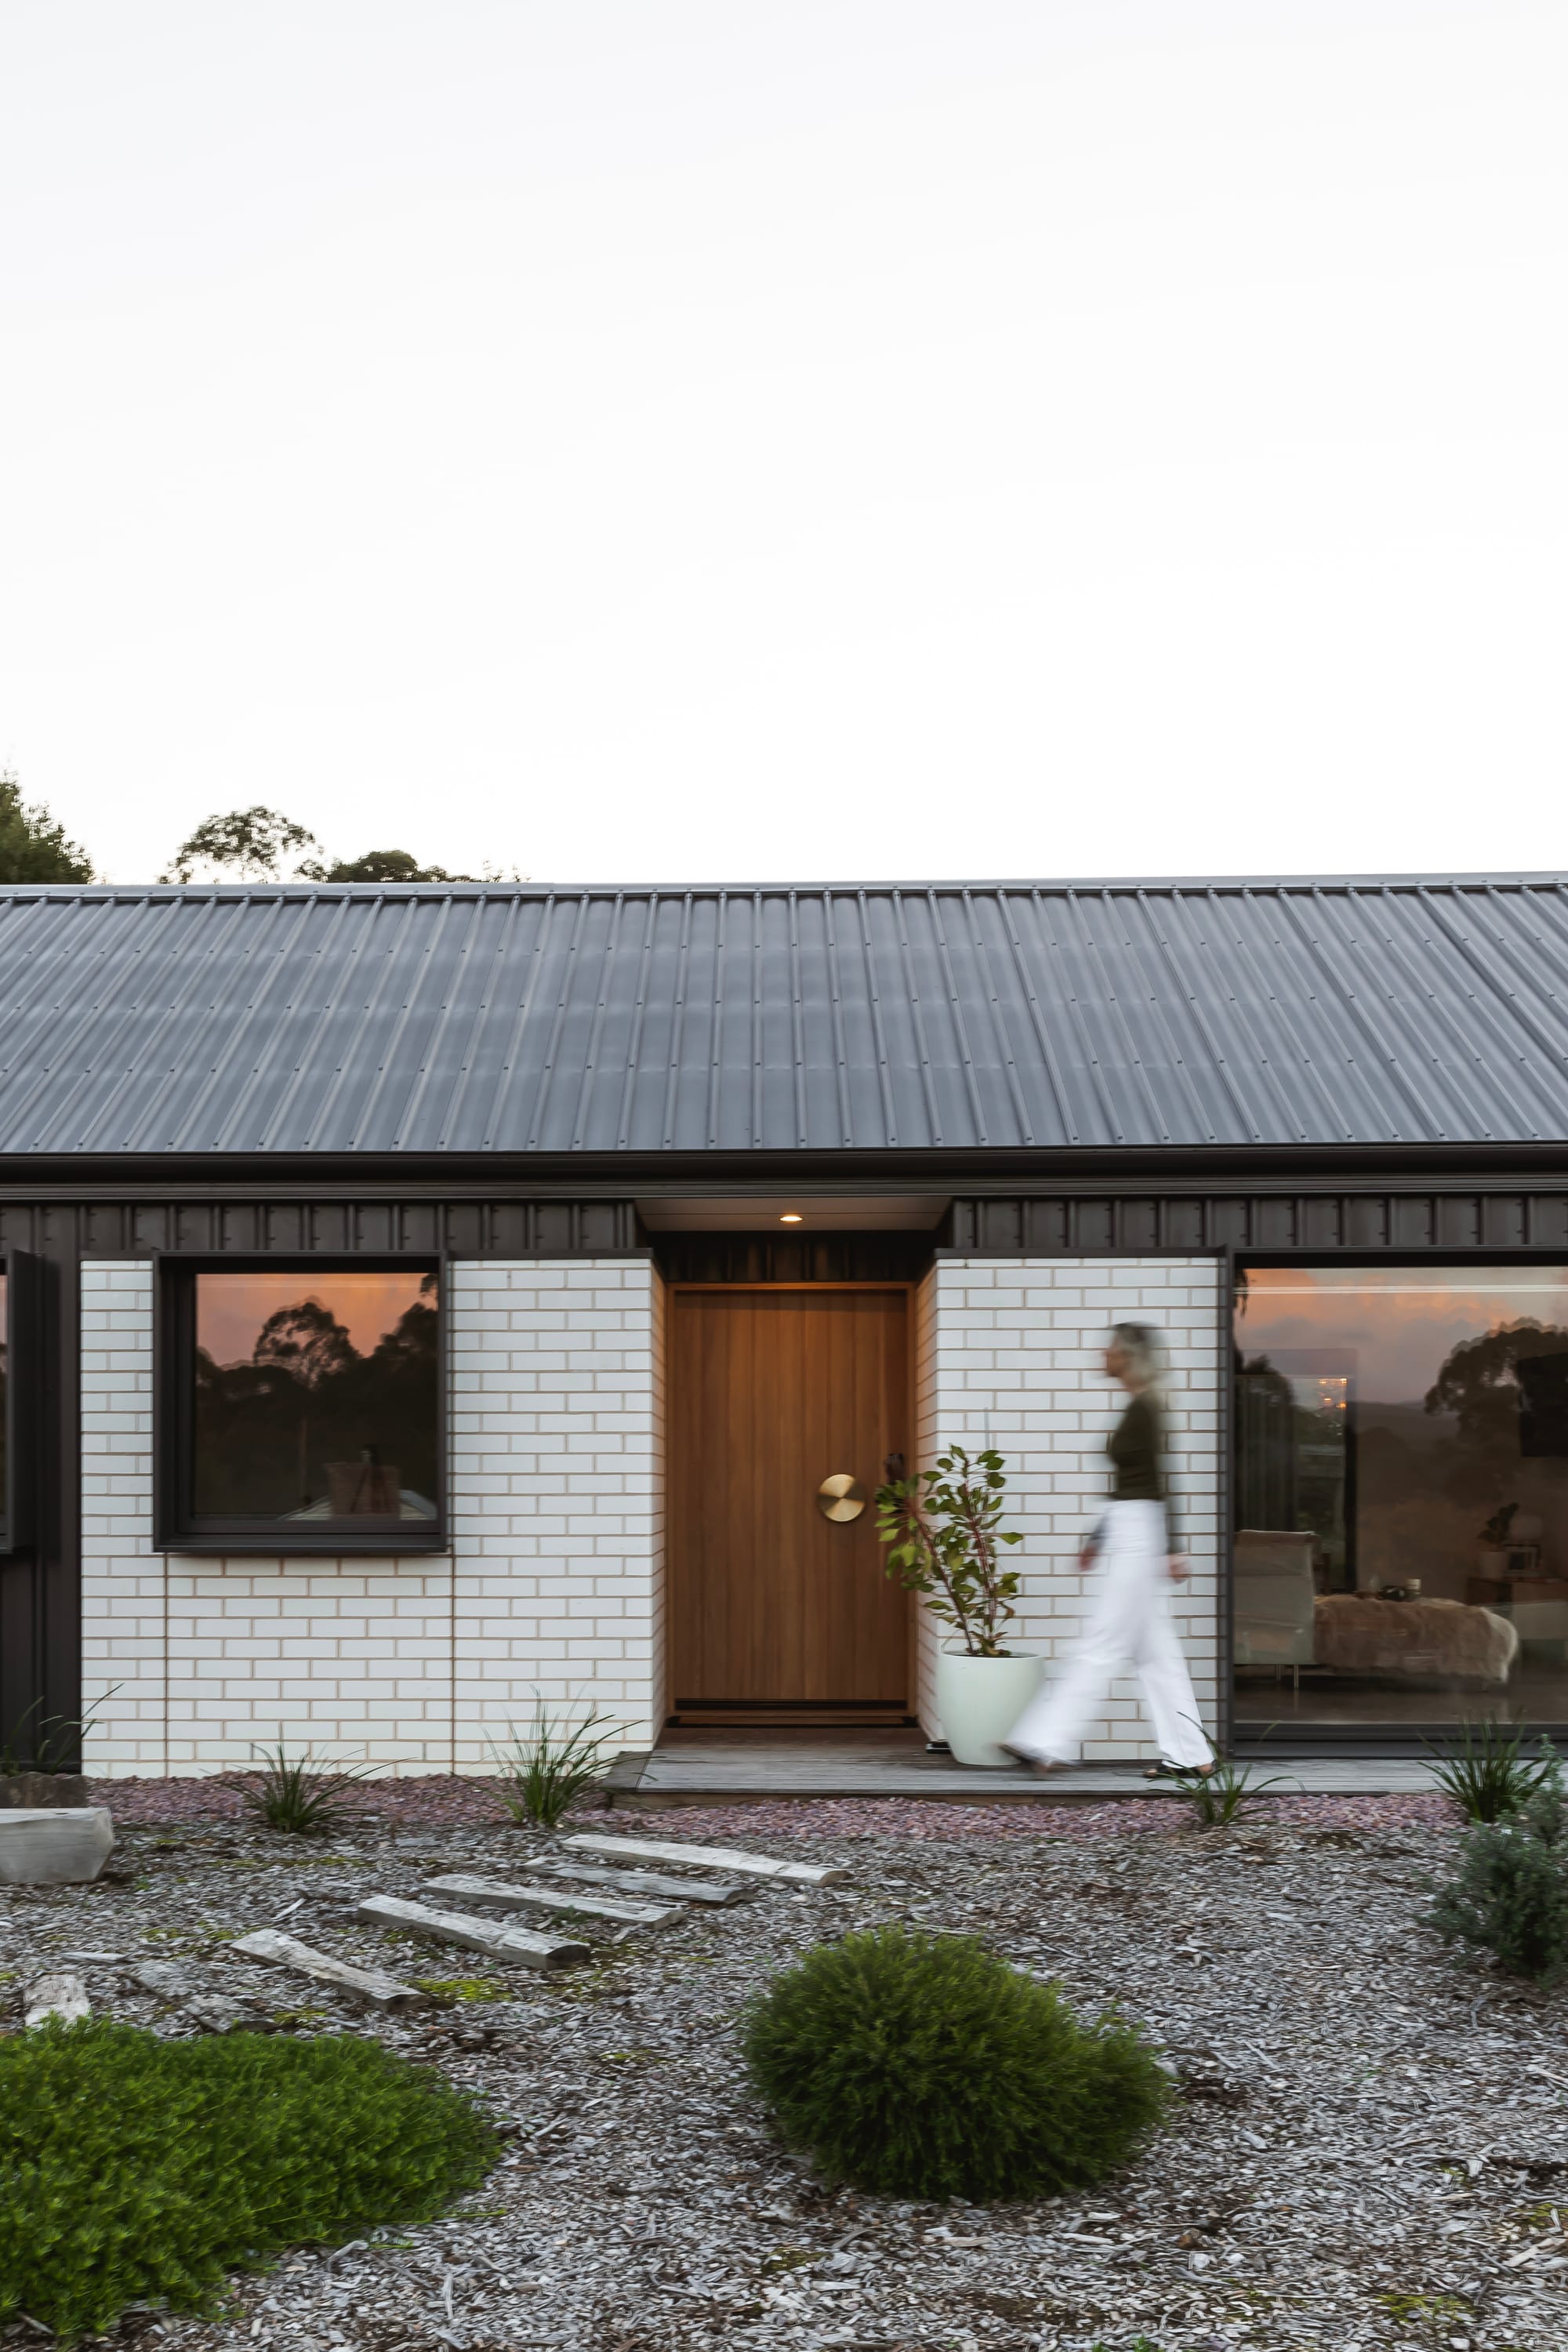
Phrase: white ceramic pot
[{"left": 935, "top": 1647, "right": 1042, "bottom": 1768}]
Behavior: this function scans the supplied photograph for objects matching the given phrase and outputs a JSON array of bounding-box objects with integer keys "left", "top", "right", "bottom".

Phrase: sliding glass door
[{"left": 1234, "top": 1265, "right": 1568, "bottom": 1737}]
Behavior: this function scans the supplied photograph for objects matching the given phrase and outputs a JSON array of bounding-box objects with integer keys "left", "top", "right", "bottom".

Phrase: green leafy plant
[
  {"left": 742, "top": 1923, "right": 1170, "bottom": 2201},
  {"left": 1426, "top": 1755, "right": 1568, "bottom": 1984},
  {"left": 488, "top": 1694, "right": 626, "bottom": 1830},
  {"left": 1425, "top": 1719, "right": 1558, "bottom": 1824},
  {"left": 1479, "top": 1502, "right": 1519, "bottom": 1547},
  {"left": 0, "top": 2020, "right": 496, "bottom": 2338},
  {"left": 224, "top": 1744, "right": 376, "bottom": 1835},
  {"left": 875, "top": 1446, "right": 1024, "bottom": 1657}
]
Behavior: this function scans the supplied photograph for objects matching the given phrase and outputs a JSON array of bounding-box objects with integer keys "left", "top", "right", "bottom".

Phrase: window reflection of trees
[
  {"left": 1425, "top": 1318, "right": 1568, "bottom": 1476},
  {"left": 193, "top": 1274, "right": 437, "bottom": 1520}
]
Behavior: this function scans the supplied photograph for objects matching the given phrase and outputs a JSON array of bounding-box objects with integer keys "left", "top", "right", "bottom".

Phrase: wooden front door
[{"left": 668, "top": 1287, "right": 910, "bottom": 1716}]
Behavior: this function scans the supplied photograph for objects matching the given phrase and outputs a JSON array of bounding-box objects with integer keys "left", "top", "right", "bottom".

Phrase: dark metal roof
[{"left": 0, "top": 876, "right": 1565, "bottom": 1156}]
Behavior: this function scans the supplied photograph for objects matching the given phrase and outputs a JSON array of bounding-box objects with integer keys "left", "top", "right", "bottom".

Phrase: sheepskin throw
[{"left": 1313, "top": 1595, "right": 1519, "bottom": 1686}]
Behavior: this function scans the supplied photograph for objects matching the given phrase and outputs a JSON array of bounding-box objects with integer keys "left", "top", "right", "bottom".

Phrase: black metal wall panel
[{"left": 947, "top": 1186, "right": 1568, "bottom": 1256}]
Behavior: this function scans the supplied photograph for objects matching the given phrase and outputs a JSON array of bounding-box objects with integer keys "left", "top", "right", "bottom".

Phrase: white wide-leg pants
[{"left": 1006, "top": 1499, "right": 1210, "bottom": 1769}]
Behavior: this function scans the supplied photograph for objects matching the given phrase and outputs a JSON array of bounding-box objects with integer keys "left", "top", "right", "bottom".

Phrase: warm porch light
[{"left": 779, "top": 1212, "right": 803, "bottom": 1223}]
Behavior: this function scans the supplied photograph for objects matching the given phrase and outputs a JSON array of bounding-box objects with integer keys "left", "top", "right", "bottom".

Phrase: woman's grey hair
[{"left": 1109, "top": 1321, "right": 1164, "bottom": 1388}]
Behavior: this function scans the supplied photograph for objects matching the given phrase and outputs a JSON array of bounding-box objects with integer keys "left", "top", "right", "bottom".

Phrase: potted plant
[{"left": 875, "top": 1446, "right": 1039, "bottom": 1767}]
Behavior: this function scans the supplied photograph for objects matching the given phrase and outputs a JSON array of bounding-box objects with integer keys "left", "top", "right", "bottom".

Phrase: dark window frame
[
  {"left": 0, "top": 1250, "right": 43, "bottom": 1558},
  {"left": 154, "top": 1255, "right": 448, "bottom": 1555}
]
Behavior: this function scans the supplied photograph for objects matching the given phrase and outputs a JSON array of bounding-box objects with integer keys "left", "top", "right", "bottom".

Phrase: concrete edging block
[{"left": 0, "top": 1808, "right": 115, "bottom": 1886}]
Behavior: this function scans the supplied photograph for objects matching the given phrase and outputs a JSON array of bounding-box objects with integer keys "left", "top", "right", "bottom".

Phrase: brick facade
[
  {"left": 81, "top": 1258, "right": 663, "bottom": 1777},
  {"left": 81, "top": 1250, "right": 1221, "bottom": 1776},
  {"left": 915, "top": 1256, "right": 1224, "bottom": 1761}
]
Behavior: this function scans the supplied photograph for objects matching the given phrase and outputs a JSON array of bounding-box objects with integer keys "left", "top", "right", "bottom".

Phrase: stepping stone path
[
  {"left": 528, "top": 1857, "right": 753, "bottom": 1906},
  {"left": 418, "top": 1871, "right": 681, "bottom": 1930},
  {"left": 232, "top": 1928, "right": 425, "bottom": 2011},
  {"left": 561, "top": 1832, "right": 845, "bottom": 1886},
  {"left": 8, "top": 1831, "right": 844, "bottom": 2035},
  {"left": 354, "top": 1893, "right": 592, "bottom": 1972},
  {"left": 337, "top": 1834, "right": 850, "bottom": 1984}
]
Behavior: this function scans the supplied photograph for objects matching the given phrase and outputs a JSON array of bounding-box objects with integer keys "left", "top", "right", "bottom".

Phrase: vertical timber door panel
[{"left": 669, "top": 1289, "right": 909, "bottom": 1709}]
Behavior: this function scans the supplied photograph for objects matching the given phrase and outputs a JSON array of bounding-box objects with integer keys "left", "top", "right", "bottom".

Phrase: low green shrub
[
  {"left": 1426, "top": 1756, "right": 1568, "bottom": 1984},
  {"left": 0, "top": 2020, "right": 496, "bottom": 2337},
  {"left": 742, "top": 1923, "right": 1169, "bottom": 2201}
]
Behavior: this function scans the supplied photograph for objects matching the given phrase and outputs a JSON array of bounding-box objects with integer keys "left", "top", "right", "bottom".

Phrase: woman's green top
[{"left": 1107, "top": 1389, "right": 1166, "bottom": 1503}]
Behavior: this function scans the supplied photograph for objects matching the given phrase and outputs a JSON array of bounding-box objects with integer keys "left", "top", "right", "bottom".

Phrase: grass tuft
[
  {"left": 1425, "top": 1719, "right": 1559, "bottom": 1824},
  {"left": 742, "top": 1922, "right": 1169, "bottom": 2201},
  {"left": 1181, "top": 1748, "right": 1290, "bottom": 1828},
  {"left": 224, "top": 1744, "right": 376, "bottom": 1835},
  {"left": 488, "top": 1694, "right": 625, "bottom": 1830},
  {"left": 0, "top": 2020, "right": 496, "bottom": 2338}
]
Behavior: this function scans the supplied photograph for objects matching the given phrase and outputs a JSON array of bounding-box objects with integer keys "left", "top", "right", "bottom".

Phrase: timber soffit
[{"left": 0, "top": 877, "right": 1565, "bottom": 1156}]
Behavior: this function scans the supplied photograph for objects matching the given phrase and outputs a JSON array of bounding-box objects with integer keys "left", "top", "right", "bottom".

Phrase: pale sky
[{"left": 2, "top": 2, "right": 1564, "bottom": 888}]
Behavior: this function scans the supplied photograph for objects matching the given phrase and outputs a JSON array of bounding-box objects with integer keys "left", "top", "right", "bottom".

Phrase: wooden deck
[{"left": 604, "top": 1733, "right": 1446, "bottom": 1807}]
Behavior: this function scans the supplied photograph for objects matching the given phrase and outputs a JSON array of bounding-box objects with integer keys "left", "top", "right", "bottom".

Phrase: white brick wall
[
  {"left": 450, "top": 1259, "right": 664, "bottom": 1763},
  {"left": 916, "top": 1256, "right": 1224, "bottom": 1762},
  {"left": 79, "top": 1248, "right": 1219, "bottom": 1775},
  {"left": 81, "top": 1258, "right": 663, "bottom": 1777}
]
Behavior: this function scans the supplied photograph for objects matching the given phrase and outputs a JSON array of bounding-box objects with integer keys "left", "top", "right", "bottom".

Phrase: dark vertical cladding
[
  {"left": 652, "top": 1230, "right": 938, "bottom": 1284},
  {"left": 946, "top": 1189, "right": 1568, "bottom": 1257},
  {"left": 0, "top": 1240, "right": 76, "bottom": 1769}
]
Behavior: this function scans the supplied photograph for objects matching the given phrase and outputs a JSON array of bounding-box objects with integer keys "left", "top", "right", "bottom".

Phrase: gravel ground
[{"left": 4, "top": 1786, "right": 1566, "bottom": 2352}]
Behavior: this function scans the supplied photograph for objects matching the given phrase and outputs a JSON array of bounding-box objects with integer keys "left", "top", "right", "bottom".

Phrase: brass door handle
[{"left": 817, "top": 1473, "right": 866, "bottom": 1523}]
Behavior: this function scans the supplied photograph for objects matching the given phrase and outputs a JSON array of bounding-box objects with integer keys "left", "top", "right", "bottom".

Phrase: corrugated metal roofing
[{"left": 0, "top": 877, "right": 1565, "bottom": 1155}]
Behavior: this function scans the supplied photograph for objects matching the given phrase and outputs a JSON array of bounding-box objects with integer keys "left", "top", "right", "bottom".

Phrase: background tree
[
  {"left": 160, "top": 809, "right": 483, "bottom": 885},
  {"left": 0, "top": 772, "right": 94, "bottom": 884},
  {"left": 303, "top": 848, "right": 471, "bottom": 882},
  {"left": 160, "top": 806, "right": 321, "bottom": 884}
]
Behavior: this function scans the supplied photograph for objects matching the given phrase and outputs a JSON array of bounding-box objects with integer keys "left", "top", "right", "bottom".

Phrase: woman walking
[{"left": 1004, "top": 1322, "right": 1213, "bottom": 1780}]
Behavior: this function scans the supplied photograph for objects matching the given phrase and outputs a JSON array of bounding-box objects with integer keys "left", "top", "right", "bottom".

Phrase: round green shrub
[
  {"left": 0, "top": 2020, "right": 498, "bottom": 2338},
  {"left": 742, "top": 1923, "right": 1170, "bottom": 2201}
]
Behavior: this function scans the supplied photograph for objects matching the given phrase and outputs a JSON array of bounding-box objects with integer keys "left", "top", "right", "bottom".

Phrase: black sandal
[{"left": 1143, "top": 1759, "right": 1214, "bottom": 1780}]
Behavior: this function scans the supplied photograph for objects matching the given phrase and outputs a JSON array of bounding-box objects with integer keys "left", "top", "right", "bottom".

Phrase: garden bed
[{"left": 3, "top": 1791, "right": 1564, "bottom": 2351}]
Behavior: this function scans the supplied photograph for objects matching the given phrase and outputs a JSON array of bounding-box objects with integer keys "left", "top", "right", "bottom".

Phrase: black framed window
[
  {"left": 158, "top": 1263, "right": 445, "bottom": 1552},
  {"left": 1235, "top": 1261, "right": 1568, "bottom": 1737}
]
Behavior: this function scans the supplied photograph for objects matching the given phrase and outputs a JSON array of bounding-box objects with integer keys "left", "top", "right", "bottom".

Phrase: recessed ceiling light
[{"left": 779, "top": 1212, "right": 803, "bottom": 1224}]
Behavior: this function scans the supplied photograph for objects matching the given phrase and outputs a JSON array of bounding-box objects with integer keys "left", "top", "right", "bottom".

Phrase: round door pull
[{"left": 817, "top": 1473, "right": 866, "bottom": 1523}]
